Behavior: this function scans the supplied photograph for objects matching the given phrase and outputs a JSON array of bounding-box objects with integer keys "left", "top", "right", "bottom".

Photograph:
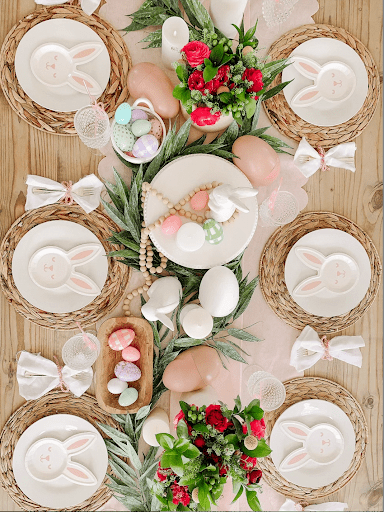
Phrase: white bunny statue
[
  {"left": 25, "top": 432, "right": 97, "bottom": 485},
  {"left": 279, "top": 421, "right": 344, "bottom": 472},
  {"left": 293, "top": 247, "right": 359, "bottom": 297},
  {"left": 30, "top": 42, "right": 103, "bottom": 95},
  {"left": 28, "top": 243, "right": 102, "bottom": 296},
  {"left": 208, "top": 184, "right": 258, "bottom": 223},
  {"left": 291, "top": 56, "right": 356, "bottom": 108},
  {"left": 141, "top": 277, "right": 182, "bottom": 331}
]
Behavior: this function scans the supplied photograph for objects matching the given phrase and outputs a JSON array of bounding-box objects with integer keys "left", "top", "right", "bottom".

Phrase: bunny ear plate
[
  {"left": 291, "top": 56, "right": 322, "bottom": 79},
  {"left": 66, "top": 271, "right": 101, "bottom": 296},
  {"left": 67, "top": 243, "right": 102, "bottom": 266},
  {"left": 63, "top": 461, "right": 97, "bottom": 486},
  {"left": 69, "top": 42, "right": 104, "bottom": 64},
  {"left": 295, "top": 247, "right": 325, "bottom": 270},
  {"left": 63, "top": 432, "right": 97, "bottom": 455},
  {"left": 293, "top": 275, "right": 324, "bottom": 297},
  {"left": 279, "top": 447, "right": 311, "bottom": 472},
  {"left": 67, "top": 70, "right": 103, "bottom": 96},
  {"left": 291, "top": 85, "right": 322, "bottom": 108},
  {"left": 280, "top": 420, "right": 310, "bottom": 441}
]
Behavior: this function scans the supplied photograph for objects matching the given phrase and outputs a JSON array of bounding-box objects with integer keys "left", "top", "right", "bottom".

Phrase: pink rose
[
  {"left": 242, "top": 68, "right": 264, "bottom": 98},
  {"left": 240, "top": 454, "right": 258, "bottom": 471},
  {"left": 188, "top": 70, "right": 206, "bottom": 92},
  {"left": 242, "top": 418, "right": 266, "bottom": 439},
  {"left": 182, "top": 41, "right": 211, "bottom": 67},
  {"left": 205, "top": 64, "right": 231, "bottom": 94},
  {"left": 191, "top": 107, "right": 220, "bottom": 126}
]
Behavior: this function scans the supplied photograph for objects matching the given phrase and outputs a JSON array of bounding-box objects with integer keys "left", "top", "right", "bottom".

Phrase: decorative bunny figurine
[
  {"left": 291, "top": 56, "right": 356, "bottom": 107},
  {"left": 141, "top": 277, "right": 182, "bottom": 331},
  {"left": 208, "top": 184, "right": 258, "bottom": 223},
  {"left": 279, "top": 421, "right": 344, "bottom": 472},
  {"left": 28, "top": 243, "right": 102, "bottom": 296},
  {"left": 293, "top": 247, "right": 359, "bottom": 297},
  {"left": 30, "top": 42, "right": 103, "bottom": 95},
  {"left": 25, "top": 432, "right": 97, "bottom": 485}
]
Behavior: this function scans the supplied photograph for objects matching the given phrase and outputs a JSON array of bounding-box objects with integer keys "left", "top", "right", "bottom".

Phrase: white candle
[
  {"left": 176, "top": 222, "right": 205, "bottom": 252},
  {"left": 142, "top": 408, "right": 170, "bottom": 447},
  {"left": 209, "top": 0, "right": 249, "bottom": 38},
  {"left": 181, "top": 305, "right": 213, "bottom": 339},
  {"left": 161, "top": 17, "right": 189, "bottom": 69}
]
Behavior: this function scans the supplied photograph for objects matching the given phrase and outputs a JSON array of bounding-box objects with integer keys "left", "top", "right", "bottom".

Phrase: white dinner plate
[
  {"left": 15, "top": 19, "right": 110, "bottom": 112},
  {"left": 284, "top": 229, "right": 371, "bottom": 317},
  {"left": 12, "top": 220, "right": 108, "bottom": 313},
  {"left": 144, "top": 154, "right": 258, "bottom": 269},
  {"left": 270, "top": 399, "right": 355, "bottom": 488},
  {"left": 13, "top": 414, "right": 108, "bottom": 509},
  {"left": 282, "top": 38, "right": 368, "bottom": 126}
]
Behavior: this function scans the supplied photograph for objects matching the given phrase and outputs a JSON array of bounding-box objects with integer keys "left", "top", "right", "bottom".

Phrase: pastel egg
[
  {"left": 108, "top": 328, "right": 135, "bottom": 351},
  {"left": 131, "top": 108, "right": 148, "bottom": 121},
  {"left": 203, "top": 219, "right": 224, "bottom": 245},
  {"left": 115, "top": 361, "right": 141, "bottom": 382},
  {"left": 122, "top": 346, "right": 141, "bottom": 362},
  {"left": 132, "top": 134, "right": 159, "bottom": 159},
  {"left": 149, "top": 118, "right": 163, "bottom": 140},
  {"left": 191, "top": 190, "right": 209, "bottom": 211},
  {"left": 115, "top": 103, "right": 132, "bottom": 125},
  {"left": 132, "top": 119, "right": 151, "bottom": 137},
  {"left": 118, "top": 387, "right": 139, "bottom": 407},
  {"left": 107, "top": 378, "right": 128, "bottom": 394},
  {"left": 162, "top": 215, "right": 182, "bottom": 235},
  {"left": 113, "top": 124, "right": 135, "bottom": 152}
]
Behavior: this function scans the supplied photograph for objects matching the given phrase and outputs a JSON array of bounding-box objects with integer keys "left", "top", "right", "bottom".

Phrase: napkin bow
[
  {"left": 25, "top": 174, "right": 103, "bottom": 214},
  {"left": 279, "top": 499, "right": 348, "bottom": 511},
  {"left": 34, "top": 0, "right": 101, "bottom": 16},
  {"left": 294, "top": 137, "right": 356, "bottom": 178},
  {"left": 17, "top": 351, "right": 93, "bottom": 400},
  {"left": 290, "top": 325, "right": 364, "bottom": 372}
]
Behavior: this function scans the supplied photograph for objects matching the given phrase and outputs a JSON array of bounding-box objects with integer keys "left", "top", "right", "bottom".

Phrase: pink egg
[
  {"left": 190, "top": 190, "right": 209, "bottom": 211},
  {"left": 149, "top": 118, "right": 163, "bottom": 141},
  {"left": 161, "top": 215, "right": 182, "bottom": 235},
  {"left": 108, "top": 328, "right": 135, "bottom": 351},
  {"left": 132, "top": 134, "right": 159, "bottom": 159},
  {"left": 131, "top": 109, "right": 148, "bottom": 121},
  {"left": 122, "top": 346, "right": 141, "bottom": 362},
  {"left": 115, "top": 361, "right": 141, "bottom": 382}
]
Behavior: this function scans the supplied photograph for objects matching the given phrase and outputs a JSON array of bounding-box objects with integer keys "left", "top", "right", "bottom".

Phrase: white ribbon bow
[
  {"left": 294, "top": 137, "right": 356, "bottom": 178},
  {"left": 25, "top": 174, "right": 103, "bottom": 214},
  {"left": 290, "top": 325, "right": 364, "bottom": 372},
  {"left": 17, "top": 351, "right": 93, "bottom": 400},
  {"left": 34, "top": 0, "right": 101, "bottom": 16},
  {"left": 279, "top": 499, "right": 348, "bottom": 511}
]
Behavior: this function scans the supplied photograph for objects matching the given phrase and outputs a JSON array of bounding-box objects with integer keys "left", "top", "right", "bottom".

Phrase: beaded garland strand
[{"left": 122, "top": 181, "right": 241, "bottom": 316}]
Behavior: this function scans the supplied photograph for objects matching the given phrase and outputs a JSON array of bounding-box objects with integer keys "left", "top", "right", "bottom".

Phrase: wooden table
[{"left": 0, "top": 0, "right": 382, "bottom": 510}]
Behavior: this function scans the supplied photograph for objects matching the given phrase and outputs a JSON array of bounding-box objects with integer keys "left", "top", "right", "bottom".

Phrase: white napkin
[
  {"left": 279, "top": 499, "right": 348, "bottom": 511},
  {"left": 294, "top": 137, "right": 356, "bottom": 178},
  {"left": 34, "top": 0, "right": 101, "bottom": 15},
  {"left": 17, "top": 351, "right": 93, "bottom": 400},
  {"left": 290, "top": 325, "right": 364, "bottom": 372},
  {"left": 25, "top": 174, "right": 103, "bottom": 214}
]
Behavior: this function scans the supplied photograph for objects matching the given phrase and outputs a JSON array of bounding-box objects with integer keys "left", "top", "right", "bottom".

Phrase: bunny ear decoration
[
  {"left": 67, "top": 71, "right": 103, "bottom": 96},
  {"left": 295, "top": 247, "right": 325, "bottom": 270},
  {"left": 228, "top": 195, "right": 250, "bottom": 213},
  {"left": 280, "top": 421, "right": 310, "bottom": 441},
  {"left": 292, "top": 57, "right": 322, "bottom": 79},
  {"left": 67, "top": 271, "right": 101, "bottom": 296},
  {"left": 67, "top": 243, "right": 102, "bottom": 266},
  {"left": 63, "top": 461, "right": 97, "bottom": 486},
  {"left": 291, "top": 86, "right": 322, "bottom": 108},
  {"left": 64, "top": 432, "right": 96, "bottom": 455},
  {"left": 156, "top": 311, "right": 175, "bottom": 331},
  {"left": 293, "top": 275, "right": 324, "bottom": 296},
  {"left": 233, "top": 187, "right": 259, "bottom": 198},
  {"left": 279, "top": 447, "right": 310, "bottom": 472},
  {"left": 69, "top": 43, "right": 104, "bottom": 65}
]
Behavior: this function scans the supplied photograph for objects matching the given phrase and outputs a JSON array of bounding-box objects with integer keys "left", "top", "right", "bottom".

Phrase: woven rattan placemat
[
  {"left": 0, "top": 204, "right": 131, "bottom": 329},
  {"left": 259, "top": 211, "right": 382, "bottom": 333},
  {"left": 0, "top": 391, "right": 118, "bottom": 511},
  {"left": 0, "top": 2, "right": 131, "bottom": 135},
  {"left": 258, "top": 377, "right": 368, "bottom": 503},
  {"left": 263, "top": 24, "right": 380, "bottom": 147}
]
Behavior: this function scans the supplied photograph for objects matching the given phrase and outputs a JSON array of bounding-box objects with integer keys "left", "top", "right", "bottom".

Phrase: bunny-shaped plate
[{"left": 13, "top": 414, "right": 108, "bottom": 508}]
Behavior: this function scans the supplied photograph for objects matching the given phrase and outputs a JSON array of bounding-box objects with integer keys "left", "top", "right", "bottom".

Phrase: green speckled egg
[
  {"left": 131, "top": 119, "right": 151, "bottom": 137},
  {"left": 118, "top": 387, "right": 139, "bottom": 407},
  {"left": 203, "top": 219, "right": 224, "bottom": 245},
  {"left": 113, "top": 124, "right": 135, "bottom": 152}
]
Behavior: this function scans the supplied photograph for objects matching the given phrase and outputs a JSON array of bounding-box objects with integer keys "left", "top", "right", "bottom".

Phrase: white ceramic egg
[
  {"left": 199, "top": 265, "right": 239, "bottom": 317},
  {"left": 107, "top": 378, "right": 128, "bottom": 394}
]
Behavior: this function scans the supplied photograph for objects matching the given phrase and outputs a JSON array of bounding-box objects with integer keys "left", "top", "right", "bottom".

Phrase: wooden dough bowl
[{"left": 96, "top": 317, "right": 153, "bottom": 414}]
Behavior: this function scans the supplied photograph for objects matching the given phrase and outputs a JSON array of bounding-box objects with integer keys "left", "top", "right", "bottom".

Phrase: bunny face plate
[{"left": 13, "top": 414, "right": 108, "bottom": 508}]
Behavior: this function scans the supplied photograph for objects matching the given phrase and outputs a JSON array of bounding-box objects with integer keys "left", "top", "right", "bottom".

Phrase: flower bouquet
[{"left": 152, "top": 397, "right": 271, "bottom": 511}]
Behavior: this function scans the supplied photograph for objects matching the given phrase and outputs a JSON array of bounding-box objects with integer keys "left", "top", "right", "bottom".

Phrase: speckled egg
[
  {"left": 131, "top": 119, "right": 151, "bottom": 137},
  {"left": 113, "top": 124, "right": 135, "bottom": 152},
  {"left": 118, "top": 387, "right": 139, "bottom": 407},
  {"left": 191, "top": 190, "right": 209, "bottom": 211},
  {"left": 107, "top": 378, "right": 128, "bottom": 394},
  {"left": 131, "top": 109, "right": 148, "bottom": 121},
  {"left": 203, "top": 219, "right": 224, "bottom": 245},
  {"left": 161, "top": 215, "right": 182, "bottom": 235},
  {"left": 108, "top": 328, "right": 135, "bottom": 351},
  {"left": 132, "top": 134, "right": 159, "bottom": 159},
  {"left": 115, "top": 361, "right": 141, "bottom": 382},
  {"left": 115, "top": 103, "right": 132, "bottom": 125},
  {"left": 122, "top": 346, "right": 141, "bottom": 362},
  {"left": 149, "top": 118, "right": 163, "bottom": 140}
]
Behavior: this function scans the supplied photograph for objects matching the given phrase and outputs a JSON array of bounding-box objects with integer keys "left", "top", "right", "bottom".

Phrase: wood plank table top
[{"left": 0, "top": 0, "right": 382, "bottom": 510}]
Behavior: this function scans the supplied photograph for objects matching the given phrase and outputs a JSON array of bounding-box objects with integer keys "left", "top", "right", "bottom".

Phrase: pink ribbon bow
[{"left": 316, "top": 146, "right": 330, "bottom": 172}]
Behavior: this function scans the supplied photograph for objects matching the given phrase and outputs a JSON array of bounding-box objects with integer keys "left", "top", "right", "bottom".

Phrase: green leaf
[
  {"left": 244, "top": 21, "right": 257, "bottom": 42},
  {"left": 136, "top": 405, "right": 151, "bottom": 421},
  {"left": 125, "top": 440, "right": 143, "bottom": 470},
  {"left": 173, "top": 83, "right": 192, "bottom": 104},
  {"left": 171, "top": 118, "right": 192, "bottom": 155},
  {"left": 174, "top": 337, "right": 204, "bottom": 348},
  {"left": 225, "top": 433, "right": 239, "bottom": 449},
  {"left": 218, "top": 91, "right": 232, "bottom": 104},
  {"left": 262, "top": 80, "right": 292, "bottom": 101},
  {"left": 175, "top": 62, "right": 189, "bottom": 84},
  {"left": 213, "top": 340, "right": 247, "bottom": 364},
  {"left": 251, "top": 99, "right": 262, "bottom": 131},
  {"left": 193, "top": 423, "right": 209, "bottom": 433},
  {"left": 203, "top": 65, "right": 218, "bottom": 83},
  {"left": 245, "top": 97, "right": 257, "bottom": 119},
  {"left": 108, "top": 249, "right": 138, "bottom": 259},
  {"left": 162, "top": 452, "right": 184, "bottom": 476},
  {"left": 220, "top": 54, "right": 234, "bottom": 66},
  {"left": 108, "top": 458, "right": 137, "bottom": 486},
  {"left": 209, "top": 44, "right": 224, "bottom": 66},
  {"left": 182, "top": 444, "right": 201, "bottom": 459},
  {"left": 174, "top": 438, "right": 192, "bottom": 453},
  {"left": 246, "top": 489, "right": 262, "bottom": 511},
  {"left": 176, "top": 419, "right": 189, "bottom": 439},
  {"left": 231, "top": 484, "right": 244, "bottom": 504},
  {"left": 100, "top": 199, "right": 131, "bottom": 232},
  {"left": 227, "top": 328, "right": 261, "bottom": 342},
  {"left": 233, "top": 276, "right": 259, "bottom": 321},
  {"left": 180, "top": 0, "right": 214, "bottom": 31},
  {"left": 156, "top": 432, "right": 175, "bottom": 450},
  {"left": 232, "top": 416, "right": 243, "bottom": 441},
  {"left": 98, "top": 423, "right": 128, "bottom": 444},
  {"left": 249, "top": 437, "right": 272, "bottom": 458},
  {"left": 140, "top": 28, "right": 163, "bottom": 49}
]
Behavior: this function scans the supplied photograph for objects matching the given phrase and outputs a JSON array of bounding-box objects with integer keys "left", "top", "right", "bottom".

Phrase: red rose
[
  {"left": 219, "top": 465, "right": 228, "bottom": 476},
  {"left": 182, "top": 41, "right": 211, "bottom": 67},
  {"left": 240, "top": 453, "right": 258, "bottom": 471},
  {"left": 194, "top": 435, "right": 206, "bottom": 448},
  {"left": 247, "top": 469, "right": 262, "bottom": 485},
  {"left": 157, "top": 463, "right": 171, "bottom": 482},
  {"left": 205, "top": 64, "right": 231, "bottom": 94},
  {"left": 205, "top": 404, "right": 229, "bottom": 432},
  {"left": 173, "top": 410, "right": 185, "bottom": 427},
  {"left": 242, "top": 418, "right": 266, "bottom": 439},
  {"left": 191, "top": 107, "right": 220, "bottom": 127},
  {"left": 171, "top": 483, "right": 191, "bottom": 506},
  {"left": 242, "top": 68, "right": 264, "bottom": 98},
  {"left": 188, "top": 70, "right": 206, "bottom": 92},
  {"left": 209, "top": 452, "right": 221, "bottom": 464}
]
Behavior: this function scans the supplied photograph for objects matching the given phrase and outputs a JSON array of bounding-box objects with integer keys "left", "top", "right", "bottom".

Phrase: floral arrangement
[{"left": 152, "top": 397, "right": 271, "bottom": 511}]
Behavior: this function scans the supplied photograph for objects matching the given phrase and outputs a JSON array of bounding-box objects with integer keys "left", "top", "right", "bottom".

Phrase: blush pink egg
[
  {"left": 161, "top": 215, "right": 182, "bottom": 235},
  {"left": 191, "top": 190, "right": 209, "bottom": 211},
  {"left": 149, "top": 118, "right": 163, "bottom": 141},
  {"left": 108, "top": 328, "right": 135, "bottom": 351},
  {"left": 122, "top": 346, "right": 141, "bottom": 362}
]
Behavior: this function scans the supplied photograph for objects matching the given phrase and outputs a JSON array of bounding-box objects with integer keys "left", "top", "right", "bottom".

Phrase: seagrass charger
[{"left": 0, "top": 0, "right": 131, "bottom": 135}]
